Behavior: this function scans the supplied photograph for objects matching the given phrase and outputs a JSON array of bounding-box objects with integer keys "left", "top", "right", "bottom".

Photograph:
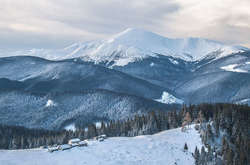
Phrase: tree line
[{"left": 0, "top": 110, "right": 181, "bottom": 149}]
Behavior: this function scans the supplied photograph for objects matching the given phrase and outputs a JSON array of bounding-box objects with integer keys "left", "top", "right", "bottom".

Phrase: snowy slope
[
  {"left": 0, "top": 125, "right": 202, "bottom": 165},
  {"left": 155, "top": 91, "right": 184, "bottom": 104},
  {"left": 0, "top": 28, "right": 245, "bottom": 67},
  {"left": 220, "top": 63, "right": 249, "bottom": 73}
]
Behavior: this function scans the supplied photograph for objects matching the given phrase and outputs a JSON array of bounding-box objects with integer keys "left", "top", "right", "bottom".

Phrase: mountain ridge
[
  {"left": 0, "top": 55, "right": 176, "bottom": 100},
  {"left": 0, "top": 28, "right": 247, "bottom": 67}
]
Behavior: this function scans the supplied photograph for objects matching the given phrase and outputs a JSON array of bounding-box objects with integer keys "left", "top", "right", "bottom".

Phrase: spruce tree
[
  {"left": 194, "top": 146, "right": 200, "bottom": 165},
  {"left": 184, "top": 143, "right": 188, "bottom": 151}
]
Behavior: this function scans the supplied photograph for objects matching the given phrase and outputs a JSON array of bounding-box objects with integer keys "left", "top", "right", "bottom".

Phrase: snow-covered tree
[{"left": 182, "top": 112, "right": 192, "bottom": 131}]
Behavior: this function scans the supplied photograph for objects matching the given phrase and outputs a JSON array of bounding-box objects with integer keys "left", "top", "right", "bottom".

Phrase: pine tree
[
  {"left": 194, "top": 146, "right": 200, "bottom": 165},
  {"left": 184, "top": 143, "right": 188, "bottom": 151},
  {"left": 200, "top": 146, "right": 206, "bottom": 165},
  {"left": 224, "top": 146, "right": 234, "bottom": 165},
  {"left": 87, "top": 124, "right": 97, "bottom": 138}
]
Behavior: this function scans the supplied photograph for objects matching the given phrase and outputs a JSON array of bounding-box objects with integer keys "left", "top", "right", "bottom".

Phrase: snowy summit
[
  {"left": 60, "top": 28, "right": 244, "bottom": 66},
  {"left": 0, "top": 28, "right": 245, "bottom": 67}
]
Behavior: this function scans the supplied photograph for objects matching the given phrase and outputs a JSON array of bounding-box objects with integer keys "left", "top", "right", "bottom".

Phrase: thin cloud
[{"left": 0, "top": 0, "right": 249, "bottom": 49}]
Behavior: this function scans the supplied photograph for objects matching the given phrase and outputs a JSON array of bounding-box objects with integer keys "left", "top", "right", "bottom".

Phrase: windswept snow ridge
[{"left": 155, "top": 91, "right": 184, "bottom": 104}]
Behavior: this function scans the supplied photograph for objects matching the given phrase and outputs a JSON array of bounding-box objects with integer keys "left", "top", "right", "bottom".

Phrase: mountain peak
[
  {"left": 91, "top": 28, "right": 243, "bottom": 65},
  {"left": 0, "top": 28, "right": 246, "bottom": 67}
]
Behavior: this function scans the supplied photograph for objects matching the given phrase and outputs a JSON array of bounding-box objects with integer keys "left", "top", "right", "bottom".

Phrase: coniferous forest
[{"left": 0, "top": 103, "right": 249, "bottom": 165}]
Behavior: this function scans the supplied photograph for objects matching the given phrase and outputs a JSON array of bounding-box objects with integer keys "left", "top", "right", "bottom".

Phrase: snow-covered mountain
[
  {"left": 0, "top": 28, "right": 249, "bottom": 137},
  {"left": 0, "top": 28, "right": 246, "bottom": 67},
  {"left": 0, "top": 28, "right": 249, "bottom": 110},
  {"left": 63, "top": 28, "right": 244, "bottom": 66},
  {"left": 0, "top": 56, "right": 170, "bottom": 100},
  {"left": 1, "top": 51, "right": 250, "bottom": 106}
]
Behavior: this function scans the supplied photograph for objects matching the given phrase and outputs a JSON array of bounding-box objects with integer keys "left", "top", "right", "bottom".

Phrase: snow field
[
  {"left": 155, "top": 91, "right": 184, "bottom": 104},
  {"left": 0, "top": 125, "right": 202, "bottom": 165}
]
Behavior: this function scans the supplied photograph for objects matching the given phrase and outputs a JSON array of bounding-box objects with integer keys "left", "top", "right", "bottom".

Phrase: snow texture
[
  {"left": 95, "top": 122, "right": 102, "bottom": 129},
  {"left": 0, "top": 125, "right": 202, "bottom": 165},
  {"left": 45, "top": 99, "right": 57, "bottom": 107},
  {"left": 64, "top": 124, "right": 76, "bottom": 132},
  {"left": 220, "top": 64, "right": 248, "bottom": 73},
  {"left": 169, "top": 58, "right": 179, "bottom": 64},
  {"left": 156, "top": 91, "right": 184, "bottom": 104}
]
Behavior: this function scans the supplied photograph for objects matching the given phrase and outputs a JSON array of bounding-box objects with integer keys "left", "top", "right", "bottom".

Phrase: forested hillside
[
  {"left": 0, "top": 90, "right": 177, "bottom": 130},
  {"left": 1, "top": 103, "right": 249, "bottom": 165}
]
